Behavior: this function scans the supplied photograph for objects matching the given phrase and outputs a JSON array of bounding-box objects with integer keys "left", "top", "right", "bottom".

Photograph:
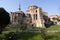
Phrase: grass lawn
[
  {"left": 17, "top": 32, "right": 42, "bottom": 40},
  {"left": 0, "top": 32, "right": 43, "bottom": 40},
  {"left": 29, "top": 25, "right": 60, "bottom": 30},
  {"left": 47, "top": 32, "right": 60, "bottom": 40},
  {"left": 1, "top": 32, "right": 60, "bottom": 40},
  {"left": 4, "top": 27, "right": 21, "bottom": 32},
  {"left": 0, "top": 33, "right": 5, "bottom": 39},
  {"left": 46, "top": 25, "right": 60, "bottom": 30}
]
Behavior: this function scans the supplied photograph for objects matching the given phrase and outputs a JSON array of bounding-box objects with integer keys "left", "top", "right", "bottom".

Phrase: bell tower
[{"left": 18, "top": 4, "right": 21, "bottom": 11}]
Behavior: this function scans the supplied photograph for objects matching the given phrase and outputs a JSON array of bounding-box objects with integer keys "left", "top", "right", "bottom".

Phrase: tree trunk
[{"left": 0, "top": 26, "right": 2, "bottom": 34}]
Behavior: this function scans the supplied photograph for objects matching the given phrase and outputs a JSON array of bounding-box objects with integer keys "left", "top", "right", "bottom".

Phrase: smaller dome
[
  {"left": 28, "top": 5, "right": 38, "bottom": 10},
  {"left": 29, "top": 5, "right": 38, "bottom": 7}
]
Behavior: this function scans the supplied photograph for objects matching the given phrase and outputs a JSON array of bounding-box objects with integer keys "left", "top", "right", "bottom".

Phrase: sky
[{"left": 0, "top": 0, "right": 60, "bottom": 16}]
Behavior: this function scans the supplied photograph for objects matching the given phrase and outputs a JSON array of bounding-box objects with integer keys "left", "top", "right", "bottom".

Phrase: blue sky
[{"left": 0, "top": 0, "right": 60, "bottom": 16}]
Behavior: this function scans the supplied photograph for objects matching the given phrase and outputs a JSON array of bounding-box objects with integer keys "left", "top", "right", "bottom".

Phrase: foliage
[
  {"left": 5, "top": 32, "right": 17, "bottom": 40},
  {"left": 20, "top": 25, "right": 27, "bottom": 30},
  {"left": 0, "top": 33, "right": 6, "bottom": 39},
  {"left": 57, "top": 17, "right": 60, "bottom": 21},
  {"left": 17, "top": 32, "right": 42, "bottom": 40},
  {"left": 0, "top": 8, "right": 10, "bottom": 33},
  {"left": 0, "top": 31, "right": 60, "bottom": 40},
  {"left": 46, "top": 25, "right": 60, "bottom": 30},
  {"left": 31, "top": 27, "right": 41, "bottom": 30},
  {"left": 0, "top": 8, "right": 10, "bottom": 27},
  {"left": 52, "top": 18, "right": 58, "bottom": 20},
  {"left": 0, "top": 32, "right": 42, "bottom": 40}
]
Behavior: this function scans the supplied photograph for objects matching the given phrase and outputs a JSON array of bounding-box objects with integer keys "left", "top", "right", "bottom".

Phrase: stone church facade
[
  {"left": 10, "top": 5, "right": 52, "bottom": 28},
  {"left": 26, "top": 5, "right": 45, "bottom": 28}
]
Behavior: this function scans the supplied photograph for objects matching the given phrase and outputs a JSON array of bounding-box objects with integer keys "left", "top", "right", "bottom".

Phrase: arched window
[
  {"left": 33, "top": 14, "right": 37, "bottom": 20},
  {"left": 14, "top": 16, "right": 17, "bottom": 22},
  {"left": 36, "top": 14, "right": 37, "bottom": 20},
  {"left": 33, "top": 14, "right": 35, "bottom": 20},
  {"left": 36, "top": 10, "right": 37, "bottom": 13}
]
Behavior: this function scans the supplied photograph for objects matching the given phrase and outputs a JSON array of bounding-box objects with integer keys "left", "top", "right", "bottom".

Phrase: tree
[
  {"left": 0, "top": 8, "right": 10, "bottom": 33},
  {"left": 5, "top": 32, "right": 17, "bottom": 40}
]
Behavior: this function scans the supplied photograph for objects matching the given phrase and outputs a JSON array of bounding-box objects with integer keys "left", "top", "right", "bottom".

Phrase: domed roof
[
  {"left": 29, "top": 5, "right": 38, "bottom": 7},
  {"left": 28, "top": 5, "right": 38, "bottom": 9}
]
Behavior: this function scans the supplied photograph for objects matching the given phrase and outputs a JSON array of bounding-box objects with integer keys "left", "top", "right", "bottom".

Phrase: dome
[
  {"left": 28, "top": 5, "right": 38, "bottom": 10},
  {"left": 29, "top": 5, "right": 38, "bottom": 7}
]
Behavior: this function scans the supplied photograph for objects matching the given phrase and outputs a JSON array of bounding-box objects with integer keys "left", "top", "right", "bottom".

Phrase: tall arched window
[
  {"left": 36, "top": 14, "right": 37, "bottom": 20},
  {"left": 33, "top": 14, "right": 37, "bottom": 20},
  {"left": 33, "top": 14, "right": 35, "bottom": 20},
  {"left": 14, "top": 16, "right": 17, "bottom": 22}
]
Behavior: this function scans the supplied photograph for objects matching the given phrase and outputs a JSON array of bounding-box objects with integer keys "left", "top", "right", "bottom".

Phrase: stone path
[
  {"left": 2, "top": 30, "right": 60, "bottom": 33},
  {"left": 47, "top": 30, "right": 60, "bottom": 33}
]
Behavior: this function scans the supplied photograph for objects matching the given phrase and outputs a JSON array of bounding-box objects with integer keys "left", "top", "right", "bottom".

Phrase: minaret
[{"left": 18, "top": 4, "right": 21, "bottom": 11}]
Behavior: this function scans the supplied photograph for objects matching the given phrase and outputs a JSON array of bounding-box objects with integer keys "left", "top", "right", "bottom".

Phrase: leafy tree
[
  {"left": 5, "top": 32, "right": 17, "bottom": 40},
  {"left": 0, "top": 8, "right": 10, "bottom": 33}
]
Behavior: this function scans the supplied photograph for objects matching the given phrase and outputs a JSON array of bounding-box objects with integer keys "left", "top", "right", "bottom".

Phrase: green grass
[
  {"left": 2, "top": 25, "right": 60, "bottom": 40},
  {"left": 1, "top": 32, "right": 60, "bottom": 40},
  {"left": 47, "top": 32, "right": 60, "bottom": 40},
  {"left": 17, "top": 32, "right": 42, "bottom": 40},
  {"left": 4, "top": 27, "right": 21, "bottom": 32},
  {"left": 29, "top": 25, "right": 60, "bottom": 30},
  {"left": 46, "top": 25, "right": 60, "bottom": 30},
  {"left": 0, "top": 33, "right": 6, "bottom": 39},
  {"left": 0, "top": 32, "right": 43, "bottom": 40}
]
